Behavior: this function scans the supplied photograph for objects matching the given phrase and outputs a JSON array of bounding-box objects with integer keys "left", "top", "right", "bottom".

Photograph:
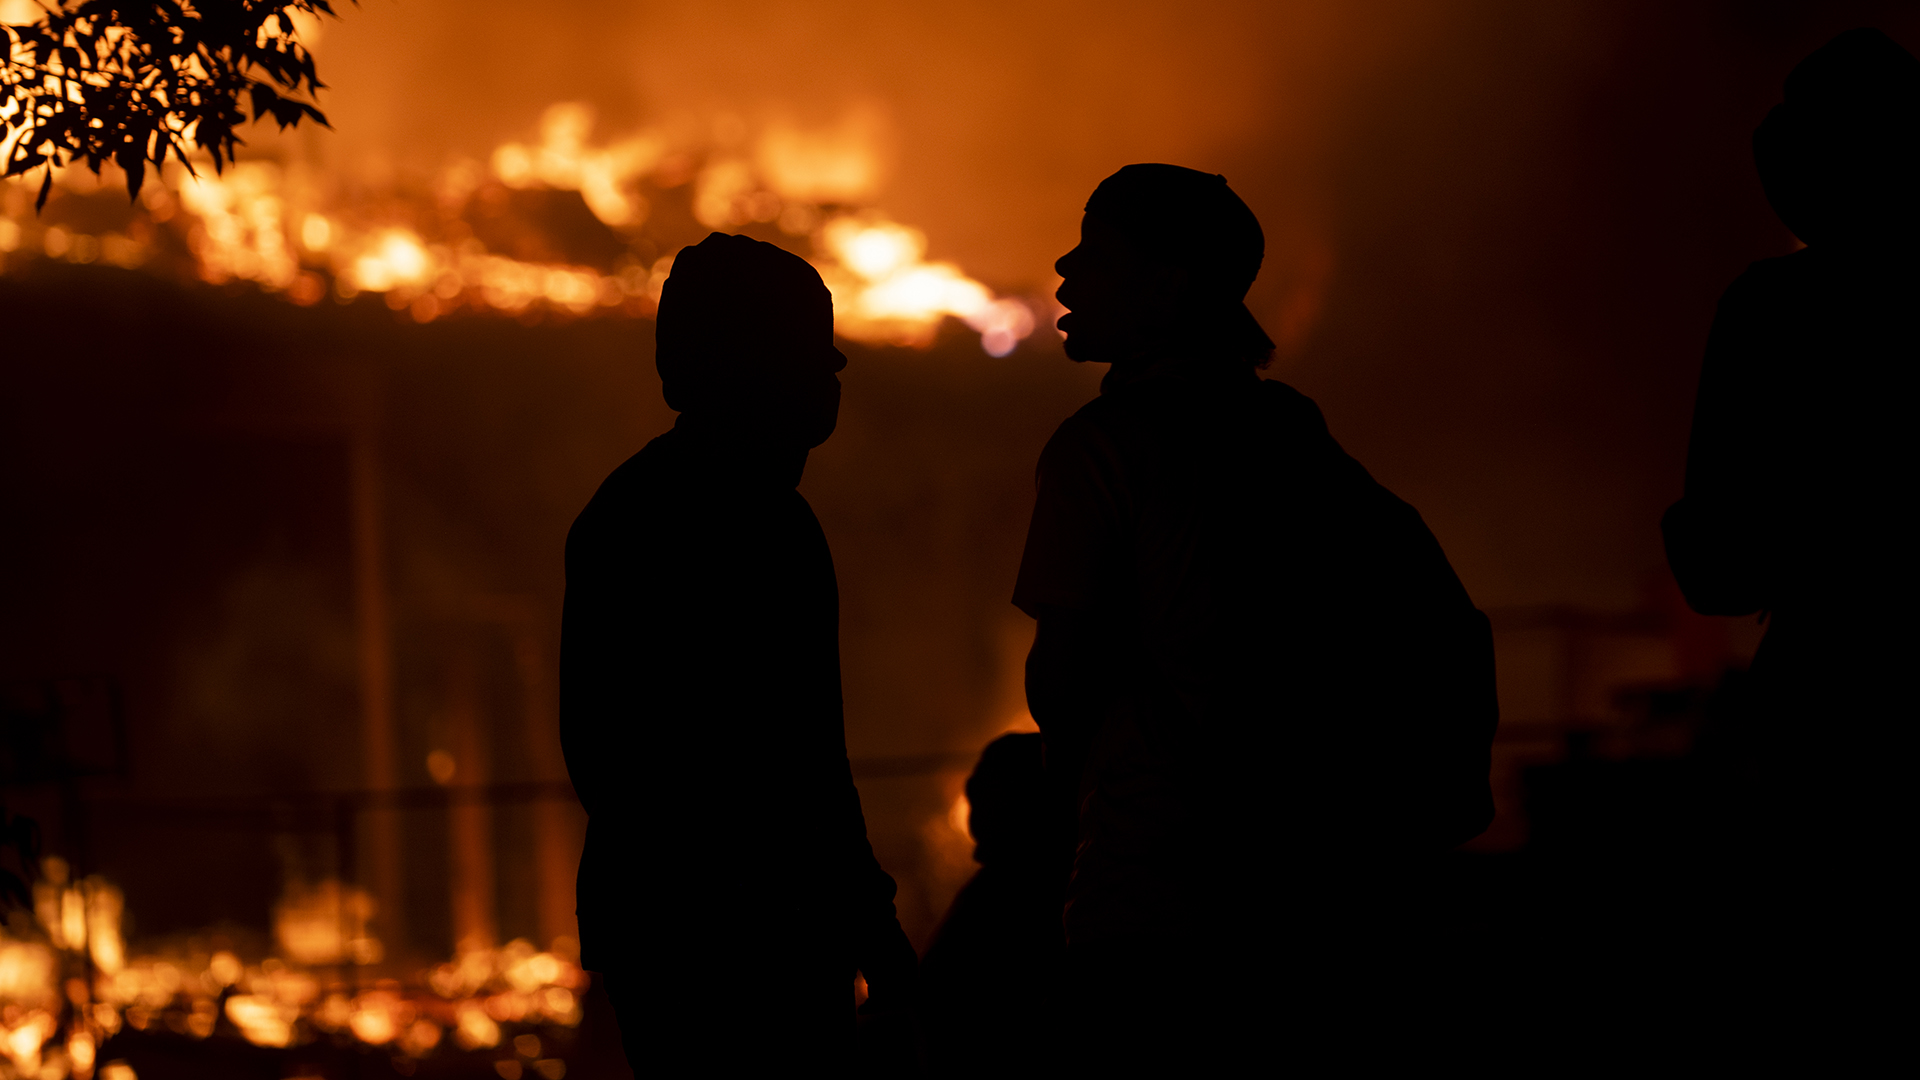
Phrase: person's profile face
[
  {"left": 1053, "top": 212, "right": 1183, "bottom": 365},
  {"left": 786, "top": 342, "right": 846, "bottom": 449},
  {"left": 760, "top": 317, "right": 846, "bottom": 449}
]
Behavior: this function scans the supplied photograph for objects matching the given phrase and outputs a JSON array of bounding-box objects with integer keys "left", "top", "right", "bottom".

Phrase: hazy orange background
[
  {"left": 292, "top": 0, "right": 1916, "bottom": 613},
  {"left": 6, "top": 0, "right": 1917, "bottom": 965},
  {"left": 307, "top": 0, "right": 1365, "bottom": 287}
]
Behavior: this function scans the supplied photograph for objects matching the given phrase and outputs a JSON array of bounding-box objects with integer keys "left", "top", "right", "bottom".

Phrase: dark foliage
[{"left": 1, "top": 1, "right": 346, "bottom": 210}]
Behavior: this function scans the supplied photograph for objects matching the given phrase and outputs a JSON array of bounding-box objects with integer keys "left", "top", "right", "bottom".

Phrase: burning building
[{"left": 3, "top": 0, "right": 1912, "bottom": 1075}]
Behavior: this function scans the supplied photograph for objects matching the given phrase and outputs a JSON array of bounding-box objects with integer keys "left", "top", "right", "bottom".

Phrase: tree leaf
[
  {"left": 119, "top": 145, "right": 144, "bottom": 199},
  {"left": 5, "top": 0, "right": 353, "bottom": 214}
]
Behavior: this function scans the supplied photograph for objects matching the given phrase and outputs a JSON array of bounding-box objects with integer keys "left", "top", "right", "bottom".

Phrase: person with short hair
[{"left": 560, "top": 232, "right": 916, "bottom": 1069}]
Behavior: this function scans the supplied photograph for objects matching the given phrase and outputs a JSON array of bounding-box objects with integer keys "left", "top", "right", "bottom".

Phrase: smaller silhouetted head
[
  {"left": 963, "top": 732, "right": 1049, "bottom": 867},
  {"left": 1754, "top": 28, "right": 1920, "bottom": 248},
  {"left": 655, "top": 232, "right": 848, "bottom": 447},
  {"left": 1054, "top": 164, "right": 1273, "bottom": 367}
]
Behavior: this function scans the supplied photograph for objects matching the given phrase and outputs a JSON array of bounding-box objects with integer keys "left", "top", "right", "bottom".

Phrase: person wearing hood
[{"left": 560, "top": 232, "right": 916, "bottom": 1069}]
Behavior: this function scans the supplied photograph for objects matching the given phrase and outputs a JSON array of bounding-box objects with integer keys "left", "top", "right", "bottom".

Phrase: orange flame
[
  {"left": 1, "top": 103, "right": 1038, "bottom": 355},
  {"left": 2, "top": 859, "right": 587, "bottom": 1076}
]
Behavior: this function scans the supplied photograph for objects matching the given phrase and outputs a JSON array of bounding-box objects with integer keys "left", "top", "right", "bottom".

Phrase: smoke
[
  {"left": 294, "top": 0, "right": 1894, "bottom": 593},
  {"left": 298, "top": 1, "right": 1413, "bottom": 290}
]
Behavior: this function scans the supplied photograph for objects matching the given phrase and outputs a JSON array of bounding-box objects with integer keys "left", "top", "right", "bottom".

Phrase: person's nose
[{"left": 1054, "top": 244, "right": 1079, "bottom": 282}]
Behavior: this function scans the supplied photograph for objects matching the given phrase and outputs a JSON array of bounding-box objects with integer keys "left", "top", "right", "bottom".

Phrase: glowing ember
[
  {"left": 224, "top": 993, "right": 296, "bottom": 1048},
  {"left": 273, "top": 879, "right": 381, "bottom": 966},
  {"left": 491, "top": 103, "right": 664, "bottom": 229},
  {"left": 0, "top": 859, "right": 587, "bottom": 1078},
  {"left": 0, "top": 938, "right": 54, "bottom": 1006},
  {"left": 66, "top": 1029, "right": 94, "bottom": 1077},
  {"left": 0, "top": 104, "right": 1038, "bottom": 355},
  {"left": 2, "top": 1009, "right": 56, "bottom": 1077},
  {"left": 175, "top": 164, "right": 301, "bottom": 290},
  {"left": 454, "top": 999, "right": 502, "bottom": 1050},
  {"left": 346, "top": 988, "right": 409, "bottom": 1044}
]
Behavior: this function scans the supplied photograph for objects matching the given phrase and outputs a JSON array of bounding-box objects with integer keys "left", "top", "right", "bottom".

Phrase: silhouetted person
[
  {"left": 1020, "top": 164, "right": 1496, "bottom": 1068},
  {"left": 917, "top": 733, "right": 1065, "bottom": 1077},
  {"left": 1662, "top": 27, "right": 1917, "bottom": 1059},
  {"left": 560, "top": 233, "right": 917, "bottom": 1070}
]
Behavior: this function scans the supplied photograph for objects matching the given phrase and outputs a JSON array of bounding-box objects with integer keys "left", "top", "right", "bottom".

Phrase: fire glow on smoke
[{"left": 0, "top": 101, "right": 1039, "bottom": 356}]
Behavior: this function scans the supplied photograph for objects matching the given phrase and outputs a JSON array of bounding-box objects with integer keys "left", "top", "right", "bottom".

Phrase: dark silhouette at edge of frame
[
  {"left": 558, "top": 232, "right": 917, "bottom": 1071},
  {"left": 1020, "top": 163, "right": 1498, "bottom": 1070},
  {"left": 1660, "top": 26, "right": 1918, "bottom": 1064}
]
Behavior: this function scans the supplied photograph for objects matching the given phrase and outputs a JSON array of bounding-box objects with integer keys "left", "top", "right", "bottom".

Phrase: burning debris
[
  {"left": 0, "top": 101, "right": 1041, "bottom": 355},
  {"left": 1, "top": 857, "right": 586, "bottom": 1080}
]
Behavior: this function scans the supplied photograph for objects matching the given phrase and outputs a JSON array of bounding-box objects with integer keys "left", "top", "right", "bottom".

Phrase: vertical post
[
  {"left": 334, "top": 795, "right": 361, "bottom": 991},
  {"left": 349, "top": 422, "right": 406, "bottom": 955},
  {"left": 446, "top": 648, "right": 497, "bottom": 950},
  {"left": 509, "top": 630, "right": 581, "bottom": 950}
]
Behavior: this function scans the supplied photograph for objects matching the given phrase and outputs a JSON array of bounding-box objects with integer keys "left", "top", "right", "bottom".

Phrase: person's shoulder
[
  {"left": 1253, "top": 378, "right": 1332, "bottom": 429},
  {"left": 596, "top": 433, "right": 682, "bottom": 498},
  {"left": 1720, "top": 248, "right": 1816, "bottom": 307},
  {"left": 918, "top": 870, "right": 986, "bottom": 965},
  {"left": 1062, "top": 391, "right": 1118, "bottom": 428},
  {"left": 1055, "top": 375, "right": 1340, "bottom": 463},
  {"left": 1031, "top": 397, "right": 1133, "bottom": 485},
  {"left": 1249, "top": 378, "right": 1401, "bottom": 504},
  {"left": 567, "top": 433, "right": 676, "bottom": 546},
  {"left": 1249, "top": 378, "right": 1352, "bottom": 459},
  {"left": 1039, "top": 395, "right": 1115, "bottom": 453}
]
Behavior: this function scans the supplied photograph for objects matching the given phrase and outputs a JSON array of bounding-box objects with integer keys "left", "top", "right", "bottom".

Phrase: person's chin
[
  {"left": 796, "top": 401, "right": 842, "bottom": 448},
  {"left": 1061, "top": 331, "right": 1118, "bottom": 365},
  {"left": 1058, "top": 312, "right": 1123, "bottom": 364},
  {"left": 802, "top": 419, "right": 838, "bottom": 449}
]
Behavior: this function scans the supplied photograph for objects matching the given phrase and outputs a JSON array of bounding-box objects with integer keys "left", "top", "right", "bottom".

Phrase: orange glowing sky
[
  {"left": 65, "top": 0, "right": 1909, "bottom": 615},
  {"left": 293, "top": 0, "right": 1413, "bottom": 300},
  {"left": 275, "top": 0, "right": 1920, "bottom": 614}
]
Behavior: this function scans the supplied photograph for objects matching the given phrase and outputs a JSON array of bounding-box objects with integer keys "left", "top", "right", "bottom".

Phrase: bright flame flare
[
  {"left": 491, "top": 103, "right": 664, "bottom": 228},
  {"left": 2, "top": 103, "right": 1037, "bottom": 355},
  {"left": 816, "top": 216, "right": 1034, "bottom": 353}
]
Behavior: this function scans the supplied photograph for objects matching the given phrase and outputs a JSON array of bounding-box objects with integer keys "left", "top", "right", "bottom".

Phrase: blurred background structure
[{"left": 3, "top": 2, "right": 1914, "bottom": 1076}]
